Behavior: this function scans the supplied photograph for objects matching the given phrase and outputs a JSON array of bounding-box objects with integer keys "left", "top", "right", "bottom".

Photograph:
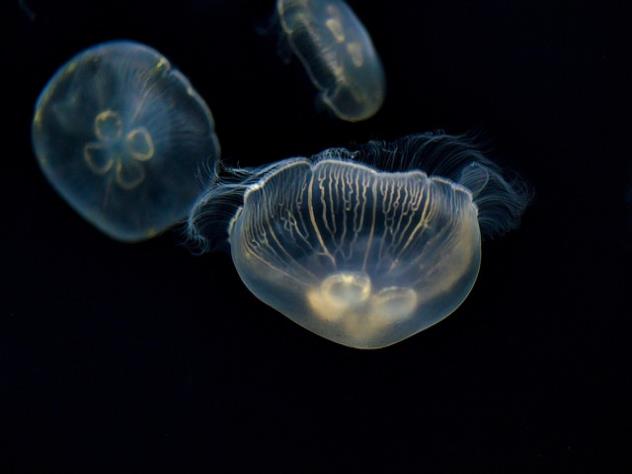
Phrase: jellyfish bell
[
  {"left": 276, "top": 0, "right": 386, "bottom": 122},
  {"left": 189, "top": 133, "right": 529, "bottom": 349},
  {"left": 32, "top": 40, "right": 220, "bottom": 242},
  {"left": 226, "top": 157, "right": 481, "bottom": 349}
]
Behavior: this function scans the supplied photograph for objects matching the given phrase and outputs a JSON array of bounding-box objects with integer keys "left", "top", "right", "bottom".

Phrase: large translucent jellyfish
[
  {"left": 277, "top": 0, "right": 385, "bottom": 122},
  {"left": 189, "top": 133, "right": 529, "bottom": 349},
  {"left": 32, "top": 41, "right": 220, "bottom": 242}
]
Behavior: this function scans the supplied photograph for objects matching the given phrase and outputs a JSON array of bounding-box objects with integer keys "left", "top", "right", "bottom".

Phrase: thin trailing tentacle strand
[{"left": 353, "top": 132, "right": 531, "bottom": 237}]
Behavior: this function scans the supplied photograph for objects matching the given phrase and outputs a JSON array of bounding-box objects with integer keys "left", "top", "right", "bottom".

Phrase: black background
[{"left": 2, "top": 0, "right": 629, "bottom": 473}]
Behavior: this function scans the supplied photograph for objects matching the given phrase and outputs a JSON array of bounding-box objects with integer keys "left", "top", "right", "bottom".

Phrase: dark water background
[{"left": 2, "top": 0, "right": 628, "bottom": 472}]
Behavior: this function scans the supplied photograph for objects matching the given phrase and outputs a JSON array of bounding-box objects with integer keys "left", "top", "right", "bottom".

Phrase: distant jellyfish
[
  {"left": 189, "top": 133, "right": 529, "bottom": 349},
  {"left": 276, "top": 0, "right": 385, "bottom": 122},
  {"left": 32, "top": 41, "right": 220, "bottom": 242}
]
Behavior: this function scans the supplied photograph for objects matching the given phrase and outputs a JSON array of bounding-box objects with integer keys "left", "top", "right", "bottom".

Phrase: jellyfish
[
  {"left": 188, "top": 133, "right": 529, "bottom": 349},
  {"left": 32, "top": 41, "right": 220, "bottom": 242},
  {"left": 276, "top": 0, "right": 385, "bottom": 122}
]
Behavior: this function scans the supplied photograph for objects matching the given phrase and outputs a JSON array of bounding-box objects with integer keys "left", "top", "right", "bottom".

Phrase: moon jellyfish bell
[
  {"left": 276, "top": 0, "right": 386, "bottom": 122},
  {"left": 32, "top": 41, "right": 220, "bottom": 242},
  {"left": 189, "top": 133, "right": 529, "bottom": 349}
]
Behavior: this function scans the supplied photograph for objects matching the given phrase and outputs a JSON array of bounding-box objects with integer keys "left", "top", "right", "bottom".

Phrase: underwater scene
[{"left": 3, "top": 0, "right": 627, "bottom": 472}]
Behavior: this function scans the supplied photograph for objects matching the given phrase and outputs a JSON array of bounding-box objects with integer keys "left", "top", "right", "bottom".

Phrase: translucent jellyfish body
[
  {"left": 189, "top": 134, "right": 528, "bottom": 349},
  {"left": 32, "top": 41, "right": 220, "bottom": 242},
  {"left": 277, "top": 0, "right": 385, "bottom": 121}
]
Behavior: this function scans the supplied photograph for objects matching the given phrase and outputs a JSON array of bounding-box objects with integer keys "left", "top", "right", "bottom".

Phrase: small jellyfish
[
  {"left": 32, "top": 41, "right": 220, "bottom": 242},
  {"left": 277, "top": 0, "right": 386, "bottom": 121},
  {"left": 189, "top": 133, "right": 529, "bottom": 349}
]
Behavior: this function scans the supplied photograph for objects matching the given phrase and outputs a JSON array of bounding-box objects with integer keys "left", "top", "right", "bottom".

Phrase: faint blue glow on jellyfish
[
  {"left": 188, "top": 133, "right": 529, "bottom": 349},
  {"left": 32, "top": 41, "right": 220, "bottom": 242},
  {"left": 277, "top": 0, "right": 386, "bottom": 122}
]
